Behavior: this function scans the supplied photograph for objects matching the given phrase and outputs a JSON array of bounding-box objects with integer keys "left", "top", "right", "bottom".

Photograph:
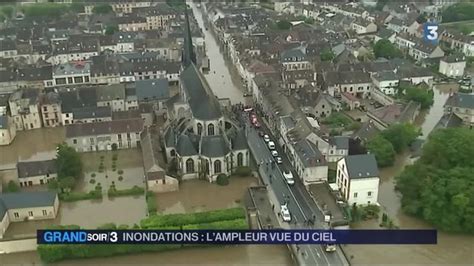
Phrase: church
[{"left": 162, "top": 7, "right": 249, "bottom": 182}]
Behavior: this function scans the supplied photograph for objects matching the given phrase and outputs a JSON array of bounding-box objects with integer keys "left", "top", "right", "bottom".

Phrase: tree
[
  {"left": 22, "top": 3, "right": 69, "bottom": 19},
  {"left": 4, "top": 180, "right": 20, "bottom": 193},
  {"left": 381, "top": 123, "right": 419, "bottom": 153},
  {"left": 373, "top": 39, "right": 403, "bottom": 59},
  {"left": 320, "top": 48, "right": 335, "bottom": 62},
  {"left": 69, "top": 3, "right": 85, "bottom": 13},
  {"left": 92, "top": 4, "right": 113, "bottom": 14},
  {"left": 304, "top": 17, "right": 314, "bottom": 24},
  {"left": 58, "top": 176, "right": 76, "bottom": 192},
  {"left": 0, "top": 5, "right": 14, "bottom": 19},
  {"left": 375, "top": 0, "right": 388, "bottom": 11},
  {"left": 276, "top": 20, "right": 292, "bottom": 30},
  {"left": 56, "top": 143, "right": 83, "bottom": 180},
  {"left": 105, "top": 25, "right": 119, "bottom": 35},
  {"left": 441, "top": 3, "right": 474, "bottom": 23},
  {"left": 396, "top": 128, "right": 474, "bottom": 233},
  {"left": 367, "top": 135, "right": 396, "bottom": 167},
  {"left": 401, "top": 86, "right": 434, "bottom": 109}
]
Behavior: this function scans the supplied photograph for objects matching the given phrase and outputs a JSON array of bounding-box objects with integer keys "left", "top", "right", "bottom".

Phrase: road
[{"left": 244, "top": 112, "right": 348, "bottom": 266}]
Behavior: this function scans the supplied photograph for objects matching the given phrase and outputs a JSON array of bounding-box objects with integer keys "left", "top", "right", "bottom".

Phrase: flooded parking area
[{"left": 156, "top": 177, "right": 259, "bottom": 214}]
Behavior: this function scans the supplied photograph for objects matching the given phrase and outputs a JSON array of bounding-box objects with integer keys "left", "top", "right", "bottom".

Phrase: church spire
[{"left": 182, "top": 4, "right": 196, "bottom": 67}]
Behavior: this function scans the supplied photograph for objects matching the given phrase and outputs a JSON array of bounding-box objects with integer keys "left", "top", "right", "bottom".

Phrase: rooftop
[
  {"left": 66, "top": 118, "right": 144, "bottom": 138},
  {"left": 343, "top": 154, "right": 379, "bottom": 179}
]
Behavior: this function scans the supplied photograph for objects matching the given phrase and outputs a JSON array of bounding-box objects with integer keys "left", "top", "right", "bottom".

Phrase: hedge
[
  {"left": 59, "top": 190, "right": 102, "bottom": 202},
  {"left": 216, "top": 174, "right": 229, "bottom": 186},
  {"left": 233, "top": 166, "right": 252, "bottom": 177},
  {"left": 146, "top": 191, "right": 157, "bottom": 215},
  {"left": 38, "top": 218, "right": 248, "bottom": 263},
  {"left": 108, "top": 186, "right": 144, "bottom": 198},
  {"left": 140, "top": 207, "right": 245, "bottom": 228}
]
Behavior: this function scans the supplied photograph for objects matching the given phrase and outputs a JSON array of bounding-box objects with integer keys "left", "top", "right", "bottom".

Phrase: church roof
[
  {"left": 176, "top": 134, "right": 198, "bottom": 156},
  {"left": 201, "top": 135, "right": 230, "bottom": 158}
]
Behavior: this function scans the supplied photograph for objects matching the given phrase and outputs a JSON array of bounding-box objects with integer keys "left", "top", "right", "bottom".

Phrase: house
[
  {"left": 0, "top": 191, "right": 59, "bottom": 240},
  {"left": 65, "top": 118, "right": 144, "bottom": 152},
  {"left": 374, "top": 28, "right": 396, "bottom": 44},
  {"left": 58, "top": 87, "right": 98, "bottom": 125},
  {"left": 39, "top": 92, "right": 62, "bottom": 127},
  {"left": 8, "top": 89, "right": 42, "bottom": 131},
  {"left": 444, "top": 93, "right": 474, "bottom": 126},
  {"left": 395, "top": 33, "right": 418, "bottom": 49},
  {"left": 310, "top": 92, "right": 341, "bottom": 118},
  {"left": 350, "top": 18, "right": 377, "bottom": 35},
  {"left": 408, "top": 41, "right": 445, "bottom": 62},
  {"left": 117, "top": 14, "right": 147, "bottom": 32},
  {"left": 341, "top": 92, "right": 361, "bottom": 110},
  {"left": 50, "top": 36, "right": 100, "bottom": 65},
  {"left": 72, "top": 106, "right": 113, "bottom": 124},
  {"left": 141, "top": 126, "right": 179, "bottom": 193},
  {"left": 96, "top": 84, "right": 126, "bottom": 112},
  {"left": 372, "top": 71, "right": 400, "bottom": 95},
  {"left": 336, "top": 154, "right": 379, "bottom": 206},
  {"left": 52, "top": 61, "right": 91, "bottom": 87},
  {"left": 368, "top": 102, "right": 421, "bottom": 129},
  {"left": 439, "top": 55, "right": 466, "bottom": 78},
  {"left": 280, "top": 45, "right": 311, "bottom": 71},
  {"left": 324, "top": 71, "right": 372, "bottom": 98},
  {"left": 440, "top": 30, "right": 474, "bottom": 56},
  {"left": 134, "top": 5, "right": 177, "bottom": 30},
  {"left": 134, "top": 78, "right": 170, "bottom": 113},
  {"left": 0, "top": 115, "right": 16, "bottom": 146},
  {"left": 352, "top": 120, "right": 381, "bottom": 144},
  {"left": 292, "top": 139, "right": 328, "bottom": 185},
  {"left": 387, "top": 18, "right": 407, "bottom": 33},
  {"left": 17, "top": 160, "right": 57, "bottom": 187},
  {"left": 327, "top": 136, "right": 350, "bottom": 163}
]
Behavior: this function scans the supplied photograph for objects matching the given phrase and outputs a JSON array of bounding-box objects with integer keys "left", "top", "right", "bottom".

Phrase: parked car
[
  {"left": 271, "top": 150, "right": 278, "bottom": 157},
  {"left": 263, "top": 134, "right": 270, "bottom": 142},
  {"left": 283, "top": 170, "right": 294, "bottom": 185},
  {"left": 276, "top": 157, "right": 283, "bottom": 164},
  {"left": 280, "top": 204, "right": 291, "bottom": 222},
  {"left": 324, "top": 244, "right": 337, "bottom": 252},
  {"left": 268, "top": 141, "right": 275, "bottom": 150}
]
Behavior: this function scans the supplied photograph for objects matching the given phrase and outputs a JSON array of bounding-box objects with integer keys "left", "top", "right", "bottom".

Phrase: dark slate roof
[
  {"left": 176, "top": 134, "right": 197, "bottom": 156},
  {"left": 444, "top": 93, "right": 474, "bottom": 109},
  {"left": 330, "top": 136, "right": 349, "bottom": 150},
  {"left": 441, "top": 54, "right": 466, "bottom": 64},
  {"left": 201, "top": 135, "right": 230, "bottom": 158},
  {"left": 232, "top": 129, "right": 248, "bottom": 150},
  {"left": 135, "top": 79, "right": 170, "bottom": 102},
  {"left": 294, "top": 139, "right": 326, "bottom": 167},
  {"left": 0, "top": 191, "right": 57, "bottom": 218},
  {"left": 72, "top": 106, "right": 112, "bottom": 120},
  {"left": 180, "top": 64, "right": 222, "bottom": 120},
  {"left": 344, "top": 154, "right": 379, "bottom": 179},
  {"left": 66, "top": 119, "right": 144, "bottom": 138},
  {"left": 0, "top": 116, "right": 9, "bottom": 129},
  {"left": 164, "top": 127, "right": 176, "bottom": 148},
  {"left": 324, "top": 71, "right": 371, "bottom": 86},
  {"left": 376, "top": 28, "right": 395, "bottom": 39},
  {"left": 353, "top": 120, "right": 381, "bottom": 143},
  {"left": 17, "top": 160, "right": 57, "bottom": 178},
  {"left": 280, "top": 46, "right": 307, "bottom": 62}
]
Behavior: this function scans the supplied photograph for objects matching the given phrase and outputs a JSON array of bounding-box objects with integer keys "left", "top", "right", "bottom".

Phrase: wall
[
  {"left": 347, "top": 177, "right": 379, "bottom": 206},
  {"left": 7, "top": 205, "right": 57, "bottom": 223},
  {"left": 147, "top": 175, "right": 179, "bottom": 193},
  {"left": 370, "top": 87, "right": 395, "bottom": 106},
  {"left": 0, "top": 237, "right": 37, "bottom": 253},
  {"left": 0, "top": 213, "right": 10, "bottom": 239}
]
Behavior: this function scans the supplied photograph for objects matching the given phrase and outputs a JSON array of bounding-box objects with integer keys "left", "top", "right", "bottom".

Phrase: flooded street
[
  {"left": 191, "top": 3, "right": 245, "bottom": 104},
  {"left": 345, "top": 84, "right": 474, "bottom": 265}
]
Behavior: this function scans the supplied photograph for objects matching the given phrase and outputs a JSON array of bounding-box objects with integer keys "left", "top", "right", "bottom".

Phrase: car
[
  {"left": 267, "top": 141, "right": 275, "bottom": 150},
  {"left": 276, "top": 157, "right": 283, "bottom": 164},
  {"left": 324, "top": 244, "right": 337, "bottom": 252},
  {"left": 271, "top": 150, "right": 278, "bottom": 157},
  {"left": 258, "top": 131, "right": 265, "bottom": 137},
  {"left": 250, "top": 113, "right": 257, "bottom": 120},
  {"left": 280, "top": 204, "right": 291, "bottom": 222},
  {"left": 283, "top": 170, "right": 295, "bottom": 185},
  {"left": 263, "top": 134, "right": 270, "bottom": 142}
]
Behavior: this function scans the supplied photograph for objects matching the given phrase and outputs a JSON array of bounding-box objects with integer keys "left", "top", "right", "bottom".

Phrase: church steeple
[{"left": 182, "top": 4, "right": 196, "bottom": 67}]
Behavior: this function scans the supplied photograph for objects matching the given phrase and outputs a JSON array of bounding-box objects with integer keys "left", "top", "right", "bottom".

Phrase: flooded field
[{"left": 156, "top": 177, "right": 258, "bottom": 214}]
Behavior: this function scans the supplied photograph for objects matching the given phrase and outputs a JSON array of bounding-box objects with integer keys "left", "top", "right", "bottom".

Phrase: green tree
[
  {"left": 373, "top": 39, "right": 403, "bottom": 59},
  {"left": 320, "top": 48, "right": 335, "bottom": 62},
  {"left": 375, "top": 0, "right": 388, "bottom": 11},
  {"left": 0, "top": 5, "right": 14, "bottom": 19},
  {"left": 4, "top": 180, "right": 20, "bottom": 193},
  {"left": 441, "top": 2, "right": 474, "bottom": 23},
  {"left": 56, "top": 143, "right": 83, "bottom": 180},
  {"left": 401, "top": 86, "right": 434, "bottom": 109},
  {"left": 304, "top": 17, "right": 314, "bottom": 24},
  {"left": 396, "top": 128, "right": 474, "bottom": 233},
  {"left": 276, "top": 20, "right": 292, "bottom": 30},
  {"left": 58, "top": 176, "right": 76, "bottom": 192},
  {"left": 69, "top": 3, "right": 85, "bottom": 13},
  {"left": 22, "top": 3, "right": 69, "bottom": 19},
  {"left": 367, "top": 135, "right": 396, "bottom": 167},
  {"left": 381, "top": 123, "right": 419, "bottom": 153},
  {"left": 92, "top": 4, "right": 113, "bottom": 14},
  {"left": 105, "top": 25, "right": 119, "bottom": 35}
]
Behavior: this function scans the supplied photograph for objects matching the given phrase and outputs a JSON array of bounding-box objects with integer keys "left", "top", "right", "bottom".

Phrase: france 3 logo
[{"left": 423, "top": 22, "right": 439, "bottom": 45}]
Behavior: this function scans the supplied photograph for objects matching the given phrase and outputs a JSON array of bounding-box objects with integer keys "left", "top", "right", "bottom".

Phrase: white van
[{"left": 268, "top": 141, "right": 275, "bottom": 150}]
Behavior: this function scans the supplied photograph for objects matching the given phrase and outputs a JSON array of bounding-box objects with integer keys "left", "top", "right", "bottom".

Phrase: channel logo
[{"left": 423, "top": 22, "right": 439, "bottom": 45}]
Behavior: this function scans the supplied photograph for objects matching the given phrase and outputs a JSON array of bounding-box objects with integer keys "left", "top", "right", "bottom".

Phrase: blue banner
[{"left": 37, "top": 229, "right": 437, "bottom": 245}]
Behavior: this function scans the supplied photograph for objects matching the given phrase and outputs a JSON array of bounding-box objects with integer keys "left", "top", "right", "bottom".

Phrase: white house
[
  {"left": 0, "top": 116, "right": 16, "bottom": 146},
  {"left": 351, "top": 18, "right": 377, "bottom": 34},
  {"left": 439, "top": 55, "right": 466, "bottom": 78},
  {"left": 17, "top": 160, "right": 57, "bottom": 187},
  {"left": 336, "top": 154, "right": 379, "bottom": 206},
  {"left": 372, "top": 71, "right": 400, "bottom": 95}
]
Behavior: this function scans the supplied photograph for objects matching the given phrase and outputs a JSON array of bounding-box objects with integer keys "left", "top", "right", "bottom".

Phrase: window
[
  {"left": 67, "top": 77, "right": 73, "bottom": 84},
  {"left": 42, "top": 210, "right": 47, "bottom": 216},
  {"left": 28, "top": 211, "right": 33, "bottom": 217},
  {"left": 73, "top": 139, "right": 77, "bottom": 144},
  {"left": 353, "top": 192, "right": 358, "bottom": 198},
  {"left": 208, "top": 123, "right": 215, "bottom": 136},
  {"left": 14, "top": 212, "right": 19, "bottom": 218},
  {"left": 368, "top": 191, "right": 372, "bottom": 197},
  {"left": 186, "top": 158, "right": 194, "bottom": 173},
  {"left": 43, "top": 106, "right": 48, "bottom": 112},
  {"left": 197, "top": 123, "right": 203, "bottom": 135},
  {"left": 214, "top": 160, "right": 222, "bottom": 173},
  {"left": 237, "top": 152, "right": 244, "bottom": 167}
]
